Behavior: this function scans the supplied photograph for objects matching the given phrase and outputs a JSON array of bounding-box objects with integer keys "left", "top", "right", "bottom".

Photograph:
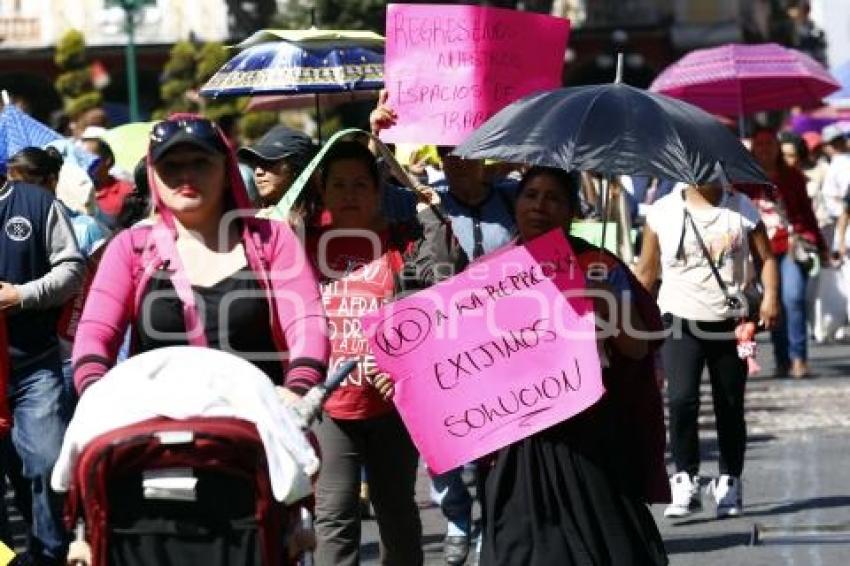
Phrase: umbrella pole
[
  {"left": 737, "top": 91, "right": 746, "bottom": 139},
  {"left": 600, "top": 176, "right": 611, "bottom": 254},
  {"left": 315, "top": 94, "right": 322, "bottom": 144},
  {"left": 614, "top": 53, "right": 624, "bottom": 84}
]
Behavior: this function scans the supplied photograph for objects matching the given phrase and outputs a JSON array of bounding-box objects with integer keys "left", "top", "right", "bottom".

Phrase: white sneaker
[
  {"left": 711, "top": 475, "right": 743, "bottom": 518},
  {"left": 664, "top": 472, "right": 702, "bottom": 518}
]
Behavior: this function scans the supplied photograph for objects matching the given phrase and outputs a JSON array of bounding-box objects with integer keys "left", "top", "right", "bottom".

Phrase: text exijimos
[{"left": 433, "top": 318, "right": 556, "bottom": 390}]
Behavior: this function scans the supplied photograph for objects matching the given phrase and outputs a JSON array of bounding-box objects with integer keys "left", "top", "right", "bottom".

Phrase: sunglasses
[{"left": 150, "top": 118, "right": 226, "bottom": 150}]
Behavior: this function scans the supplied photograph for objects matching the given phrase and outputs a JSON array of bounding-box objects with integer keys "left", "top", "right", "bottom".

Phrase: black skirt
[{"left": 479, "top": 399, "right": 668, "bottom": 566}]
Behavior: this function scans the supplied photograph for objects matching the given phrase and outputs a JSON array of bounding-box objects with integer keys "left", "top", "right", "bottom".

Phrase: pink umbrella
[{"left": 650, "top": 43, "right": 840, "bottom": 117}]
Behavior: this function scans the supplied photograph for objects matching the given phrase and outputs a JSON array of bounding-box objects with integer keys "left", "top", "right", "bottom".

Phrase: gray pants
[{"left": 314, "top": 411, "right": 423, "bottom": 566}]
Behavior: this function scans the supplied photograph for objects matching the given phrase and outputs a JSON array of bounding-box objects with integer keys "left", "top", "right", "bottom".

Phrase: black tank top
[{"left": 136, "top": 266, "right": 284, "bottom": 381}]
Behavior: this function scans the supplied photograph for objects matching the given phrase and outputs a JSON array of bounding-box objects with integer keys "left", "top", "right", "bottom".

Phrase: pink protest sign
[
  {"left": 361, "top": 229, "right": 604, "bottom": 474},
  {"left": 382, "top": 3, "right": 570, "bottom": 146}
]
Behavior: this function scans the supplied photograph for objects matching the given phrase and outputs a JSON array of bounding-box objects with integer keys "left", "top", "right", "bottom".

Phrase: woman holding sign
[
  {"left": 306, "top": 141, "right": 440, "bottom": 566},
  {"left": 478, "top": 167, "right": 669, "bottom": 566}
]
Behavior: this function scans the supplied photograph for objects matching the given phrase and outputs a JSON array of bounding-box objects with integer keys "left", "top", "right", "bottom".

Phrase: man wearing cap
[
  {"left": 237, "top": 125, "right": 317, "bottom": 214},
  {"left": 820, "top": 124, "right": 850, "bottom": 249}
]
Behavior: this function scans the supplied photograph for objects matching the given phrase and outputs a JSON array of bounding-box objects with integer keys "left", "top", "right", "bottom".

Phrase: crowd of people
[{"left": 0, "top": 85, "right": 846, "bottom": 566}]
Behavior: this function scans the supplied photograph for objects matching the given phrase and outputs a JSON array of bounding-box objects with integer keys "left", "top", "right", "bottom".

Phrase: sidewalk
[{"left": 362, "top": 339, "right": 850, "bottom": 565}]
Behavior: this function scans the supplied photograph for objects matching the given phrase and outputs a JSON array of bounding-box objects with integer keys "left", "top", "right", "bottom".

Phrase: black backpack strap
[{"left": 678, "top": 193, "right": 734, "bottom": 302}]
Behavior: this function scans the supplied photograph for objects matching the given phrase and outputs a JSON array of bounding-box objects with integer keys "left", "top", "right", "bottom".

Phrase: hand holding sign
[
  {"left": 369, "top": 89, "right": 398, "bottom": 135},
  {"left": 372, "top": 372, "right": 395, "bottom": 401},
  {"left": 362, "top": 229, "right": 604, "bottom": 474}
]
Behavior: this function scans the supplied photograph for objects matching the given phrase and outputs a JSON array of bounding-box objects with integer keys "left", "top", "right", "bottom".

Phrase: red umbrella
[{"left": 650, "top": 43, "right": 840, "bottom": 117}]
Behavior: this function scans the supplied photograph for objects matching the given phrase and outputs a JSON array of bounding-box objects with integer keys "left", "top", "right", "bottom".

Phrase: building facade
[
  {"left": 0, "top": 0, "right": 229, "bottom": 49},
  {"left": 554, "top": 0, "right": 794, "bottom": 88},
  {"left": 0, "top": 0, "right": 272, "bottom": 122}
]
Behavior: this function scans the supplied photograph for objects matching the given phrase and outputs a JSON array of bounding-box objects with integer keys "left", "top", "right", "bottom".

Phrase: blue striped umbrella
[
  {"left": 0, "top": 104, "right": 62, "bottom": 173},
  {"left": 200, "top": 38, "right": 383, "bottom": 98}
]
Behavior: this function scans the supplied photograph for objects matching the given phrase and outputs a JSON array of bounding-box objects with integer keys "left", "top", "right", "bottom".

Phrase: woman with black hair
[
  {"left": 7, "top": 146, "right": 63, "bottom": 190},
  {"left": 305, "top": 141, "right": 426, "bottom": 566},
  {"left": 779, "top": 131, "right": 830, "bottom": 230},
  {"left": 746, "top": 127, "right": 828, "bottom": 378},
  {"left": 479, "top": 166, "right": 669, "bottom": 566}
]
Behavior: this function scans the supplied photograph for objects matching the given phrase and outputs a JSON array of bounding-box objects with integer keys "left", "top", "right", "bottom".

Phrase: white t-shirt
[
  {"left": 647, "top": 190, "right": 761, "bottom": 321},
  {"left": 821, "top": 153, "right": 850, "bottom": 219}
]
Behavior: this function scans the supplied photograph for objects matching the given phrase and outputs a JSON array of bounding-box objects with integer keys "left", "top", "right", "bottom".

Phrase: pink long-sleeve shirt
[{"left": 72, "top": 219, "right": 330, "bottom": 394}]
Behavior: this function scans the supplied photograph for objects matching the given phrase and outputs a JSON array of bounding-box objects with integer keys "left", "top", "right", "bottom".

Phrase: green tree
[
  {"left": 154, "top": 40, "right": 198, "bottom": 118},
  {"left": 156, "top": 39, "right": 279, "bottom": 138},
  {"left": 54, "top": 30, "right": 102, "bottom": 119},
  {"left": 239, "top": 110, "right": 279, "bottom": 144},
  {"left": 274, "top": 0, "right": 388, "bottom": 33},
  {"left": 196, "top": 42, "right": 242, "bottom": 121}
]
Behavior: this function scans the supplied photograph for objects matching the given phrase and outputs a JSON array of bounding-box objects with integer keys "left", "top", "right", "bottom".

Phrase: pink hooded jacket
[{"left": 72, "top": 116, "right": 329, "bottom": 394}]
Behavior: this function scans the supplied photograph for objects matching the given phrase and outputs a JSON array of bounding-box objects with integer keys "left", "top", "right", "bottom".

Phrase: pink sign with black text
[
  {"left": 381, "top": 3, "right": 570, "bottom": 145},
  {"left": 361, "top": 229, "right": 604, "bottom": 474}
]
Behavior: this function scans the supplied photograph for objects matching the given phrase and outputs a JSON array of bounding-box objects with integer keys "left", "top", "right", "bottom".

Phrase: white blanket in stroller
[{"left": 51, "top": 346, "right": 320, "bottom": 504}]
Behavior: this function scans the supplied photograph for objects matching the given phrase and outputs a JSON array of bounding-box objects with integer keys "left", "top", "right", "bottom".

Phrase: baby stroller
[{"left": 56, "top": 347, "right": 353, "bottom": 566}]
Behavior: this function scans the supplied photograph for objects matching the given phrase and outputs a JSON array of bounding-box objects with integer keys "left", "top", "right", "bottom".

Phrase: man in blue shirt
[
  {"left": 425, "top": 147, "right": 516, "bottom": 565},
  {"left": 371, "top": 94, "right": 517, "bottom": 566}
]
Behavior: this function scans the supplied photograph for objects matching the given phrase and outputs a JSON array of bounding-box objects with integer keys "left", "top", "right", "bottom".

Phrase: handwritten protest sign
[
  {"left": 382, "top": 3, "right": 570, "bottom": 145},
  {"left": 361, "top": 229, "right": 604, "bottom": 474}
]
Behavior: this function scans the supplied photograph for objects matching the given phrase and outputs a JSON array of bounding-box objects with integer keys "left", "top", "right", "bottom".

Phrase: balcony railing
[{"left": 0, "top": 16, "right": 42, "bottom": 46}]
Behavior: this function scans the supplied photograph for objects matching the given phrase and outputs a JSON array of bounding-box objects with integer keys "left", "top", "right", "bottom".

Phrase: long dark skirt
[{"left": 479, "top": 400, "right": 668, "bottom": 566}]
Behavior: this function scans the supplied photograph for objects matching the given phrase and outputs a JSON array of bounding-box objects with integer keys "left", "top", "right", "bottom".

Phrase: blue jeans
[
  {"left": 432, "top": 467, "right": 473, "bottom": 537},
  {"left": 771, "top": 253, "right": 810, "bottom": 365},
  {"left": 2, "top": 353, "right": 70, "bottom": 561}
]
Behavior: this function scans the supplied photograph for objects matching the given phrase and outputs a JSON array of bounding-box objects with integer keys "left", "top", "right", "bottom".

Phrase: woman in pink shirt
[{"left": 72, "top": 115, "right": 329, "bottom": 398}]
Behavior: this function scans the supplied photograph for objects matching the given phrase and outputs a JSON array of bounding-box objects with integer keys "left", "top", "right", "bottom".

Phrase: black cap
[
  {"left": 149, "top": 119, "right": 229, "bottom": 163},
  {"left": 237, "top": 125, "right": 315, "bottom": 169}
]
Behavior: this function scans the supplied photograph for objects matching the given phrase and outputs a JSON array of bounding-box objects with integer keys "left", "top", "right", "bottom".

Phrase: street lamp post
[{"left": 118, "top": 0, "right": 142, "bottom": 121}]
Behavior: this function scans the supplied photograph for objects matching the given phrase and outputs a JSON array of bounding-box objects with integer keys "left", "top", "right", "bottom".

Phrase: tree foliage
[
  {"left": 54, "top": 29, "right": 102, "bottom": 118},
  {"left": 240, "top": 110, "right": 279, "bottom": 143},
  {"left": 274, "top": 0, "right": 388, "bottom": 34},
  {"left": 196, "top": 42, "right": 230, "bottom": 85},
  {"left": 155, "top": 40, "right": 274, "bottom": 133}
]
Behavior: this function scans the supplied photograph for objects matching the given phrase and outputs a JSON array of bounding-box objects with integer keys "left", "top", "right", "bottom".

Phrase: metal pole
[
  {"left": 123, "top": 1, "right": 140, "bottom": 122},
  {"left": 314, "top": 94, "right": 322, "bottom": 143},
  {"left": 614, "top": 52, "right": 624, "bottom": 84}
]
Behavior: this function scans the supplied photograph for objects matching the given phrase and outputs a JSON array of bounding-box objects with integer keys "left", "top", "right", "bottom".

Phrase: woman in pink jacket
[{"left": 72, "top": 115, "right": 329, "bottom": 398}]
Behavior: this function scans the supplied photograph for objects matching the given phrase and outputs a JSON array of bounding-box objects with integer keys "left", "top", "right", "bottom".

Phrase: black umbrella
[{"left": 453, "top": 82, "right": 769, "bottom": 186}]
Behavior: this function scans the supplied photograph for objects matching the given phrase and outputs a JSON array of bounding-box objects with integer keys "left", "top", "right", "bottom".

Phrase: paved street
[{"left": 363, "top": 338, "right": 850, "bottom": 565}]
